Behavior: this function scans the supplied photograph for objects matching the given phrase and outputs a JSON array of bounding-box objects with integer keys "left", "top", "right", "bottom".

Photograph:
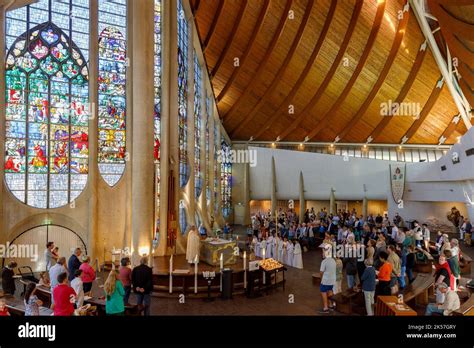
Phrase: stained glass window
[
  {"left": 213, "top": 123, "right": 219, "bottom": 215},
  {"left": 97, "top": 0, "right": 127, "bottom": 187},
  {"left": 154, "top": 0, "right": 162, "bottom": 234},
  {"left": 205, "top": 96, "right": 211, "bottom": 207},
  {"left": 221, "top": 139, "right": 232, "bottom": 219},
  {"left": 179, "top": 199, "right": 187, "bottom": 235},
  {"left": 177, "top": 0, "right": 189, "bottom": 188},
  {"left": 5, "top": 0, "right": 90, "bottom": 209},
  {"left": 194, "top": 51, "right": 202, "bottom": 199}
]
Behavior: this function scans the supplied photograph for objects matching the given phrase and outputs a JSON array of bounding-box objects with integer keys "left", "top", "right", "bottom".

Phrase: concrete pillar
[
  {"left": 88, "top": 0, "right": 100, "bottom": 261},
  {"left": 329, "top": 188, "right": 336, "bottom": 215},
  {"left": 299, "top": 171, "right": 305, "bottom": 223},
  {"left": 130, "top": 0, "right": 155, "bottom": 264},
  {"left": 243, "top": 161, "right": 251, "bottom": 225},
  {"left": 362, "top": 196, "right": 368, "bottom": 218},
  {"left": 156, "top": 0, "right": 171, "bottom": 256},
  {"left": 270, "top": 156, "right": 277, "bottom": 215}
]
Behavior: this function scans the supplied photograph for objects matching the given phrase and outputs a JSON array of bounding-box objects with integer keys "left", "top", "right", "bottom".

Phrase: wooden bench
[
  {"left": 414, "top": 249, "right": 434, "bottom": 273},
  {"left": 402, "top": 273, "right": 434, "bottom": 306},
  {"left": 84, "top": 297, "right": 144, "bottom": 316},
  {"left": 452, "top": 294, "right": 474, "bottom": 316},
  {"left": 5, "top": 295, "right": 53, "bottom": 316},
  {"left": 460, "top": 254, "right": 472, "bottom": 275},
  {"left": 329, "top": 289, "right": 363, "bottom": 315}
]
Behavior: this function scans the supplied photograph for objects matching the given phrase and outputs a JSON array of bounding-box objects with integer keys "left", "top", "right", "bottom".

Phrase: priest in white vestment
[
  {"left": 293, "top": 241, "right": 303, "bottom": 269},
  {"left": 186, "top": 225, "right": 201, "bottom": 264},
  {"left": 266, "top": 235, "right": 274, "bottom": 258}
]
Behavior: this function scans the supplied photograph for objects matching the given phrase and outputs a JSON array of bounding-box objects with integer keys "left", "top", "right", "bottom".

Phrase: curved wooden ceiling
[{"left": 191, "top": 0, "right": 473, "bottom": 145}]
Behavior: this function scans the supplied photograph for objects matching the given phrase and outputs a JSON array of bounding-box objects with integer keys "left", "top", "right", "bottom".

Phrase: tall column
[
  {"left": 157, "top": 0, "right": 171, "bottom": 256},
  {"left": 88, "top": 0, "right": 100, "bottom": 261},
  {"left": 299, "top": 171, "right": 305, "bottom": 223},
  {"left": 208, "top": 109, "right": 216, "bottom": 230},
  {"left": 362, "top": 196, "right": 368, "bottom": 218},
  {"left": 199, "top": 67, "right": 208, "bottom": 229},
  {"left": 131, "top": 0, "right": 155, "bottom": 264},
  {"left": 243, "top": 161, "right": 251, "bottom": 225},
  {"left": 329, "top": 188, "right": 336, "bottom": 214},
  {"left": 271, "top": 156, "right": 277, "bottom": 214},
  {"left": 186, "top": 22, "right": 196, "bottom": 229},
  {"left": 0, "top": 6, "right": 5, "bottom": 242}
]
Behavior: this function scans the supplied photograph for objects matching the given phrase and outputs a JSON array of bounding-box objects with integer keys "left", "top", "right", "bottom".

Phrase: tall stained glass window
[
  {"left": 177, "top": 0, "right": 189, "bottom": 188},
  {"left": 221, "top": 139, "right": 232, "bottom": 219},
  {"left": 179, "top": 199, "right": 187, "bottom": 235},
  {"left": 5, "top": 0, "right": 90, "bottom": 209},
  {"left": 213, "top": 123, "right": 219, "bottom": 215},
  {"left": 205, "top": 96, "right": 211, "bottom": 207},
  {"left": 154, "top": 0, "right": 162, "bottom": 233},
  {"left": 97, "top": 0, "right": 127, "bottom": 187},
  {"left": 193, "top": 52, "right": 202, "bottom": 199}
]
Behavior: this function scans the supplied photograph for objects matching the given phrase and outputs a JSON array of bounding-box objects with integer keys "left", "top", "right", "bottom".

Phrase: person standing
[
  {"left": 104, "top": 271, "right": 125, "bottom": 316},
  {"left": 1, "top": 261, "right": 17, "bottom": 295},
  {"left": 119, "top": 257, "right": 132, "bottom": 305},
  {"left": 52, "top": 272, "right": 76, "bottom": 316},
  {"left": 131, "top": 256, "right": 153, "bottom": 316},
  {"left": 79, "top": 256, "right": 96, "bottom": 294},
  {"left": 70, "top": 270, "right": 84, "bottom": 308},
  {"left": 49, "top": 257, "right": 67, "bottom": 304},
  {"left": 375, "top": 251, "right": 392, "bottom": 297},
  {"left": 319, "top": 246, "right": 337, "bottom": 314},
  {"left": 44, "top": 242, "right": 55, "bottom": 271},
  {"left": 361, "top": 259, "right": 376, "bottom": 316},
  {"left": 387, "top": 245, "right": 401, "bottom": 293},
  {"left": 67, "top": 248, "right": 82, "bottom": 282}
]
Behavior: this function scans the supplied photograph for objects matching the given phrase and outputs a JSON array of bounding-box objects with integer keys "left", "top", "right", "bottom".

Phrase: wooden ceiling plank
[
  {"left": 210, "top": 0, "right": 248, "bottom": 79},
  {"left": 401, "top": 78, "right": 444, "bottom": 143},
  {"left": 216, "top": 0, "right": 271, "bottom": 102},
  {"left": 336, "top": 4, "right": 411, "bottom": 142},
  {"left": 439, "top": 113, "right": 463, "bottom": 144},
  {"left": 202, "top": 0, "right": 225, "bottom": 53},
  {"left": 370, "top": 41, "right": 427, "bottom": 143},
  {"left": 193, "top": 0, "right": 201, "bottom": 15},
  {"left": 220, "top": 0, "right": 293, "bottom": 122},
  {"left": 256, "top": 0, "right": 360, "bottom": 141},
  {"left": 226, "top": 0, "right": 316, "bottom": 135},
  {"left": 303, "top": 1, "right": 387, "bottom": 141}
]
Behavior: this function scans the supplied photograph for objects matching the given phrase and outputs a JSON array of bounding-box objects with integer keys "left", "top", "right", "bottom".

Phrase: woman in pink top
[
  {"left": 118, "top": 257, "right": 132, "bottom": 305},
  {"left": 79, "top": 256, "right": 96, "bottom": 294}
]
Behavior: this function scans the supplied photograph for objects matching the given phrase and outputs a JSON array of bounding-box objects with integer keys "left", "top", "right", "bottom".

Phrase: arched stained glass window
[
  {"left": 213, "top": 123, "right": 219, "bottom": 215},
  {"left": 205, "top": 96, "right": 211, "bottom": 207},
  {"left": 221, "top": 139, "right": 232, "bottom": 219},
  {"left": 193, "top": 52, "right": 202, "bottom": 199},
  {"left": 97, "top": 0, "right": 127, "bottom": 187},
  {"left": 154, "top": 0, "right": 162, "bottom": 233},
  {"left": 177, "top": 0, "right": 189, "bottom": 188},
  {"left": 4, "top": 0, "right": 90, "bottom": 209},
  {"left": 179, "top": 199, "right": 187, "bottom": 235}
]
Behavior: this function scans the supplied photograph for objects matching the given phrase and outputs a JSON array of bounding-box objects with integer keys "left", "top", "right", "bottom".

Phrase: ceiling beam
[
  {"left": 227, "top": 0, "right": 316, "bottom": 137},
  {"left": 202, "top": 0, "right": 225, "bottom": 52},
  {"left": 216, "top": 0, "right": 271, "bottom": 102},
  {"left": 302, "top": 1, "right": 387, "bottom": 141},
  {"left": 410, "top": 0, "right": 472, "bottom": 130},
  {"left": 438, "top": 114, "right": 463, "bottom": 145},
  {"left": 369, "top": 40, "right": 427, "bottom": 143},
  {"left": 210, "top": 0, "right": 247, "bottom": 78},
  {"left": 335, "top": 3, "right": 410, "bottom": 142},
  {"left": 400, "top": 77, "right": 444, "bottom": 144},
  {"left": 220, "top": 0, "right": 292, "bottom": 121},
  {"left": 266, "top": 0, "right": 361, "bottom": 141},
  {"left": 232, "top": 140, "right": 451, "bottom": 149}
]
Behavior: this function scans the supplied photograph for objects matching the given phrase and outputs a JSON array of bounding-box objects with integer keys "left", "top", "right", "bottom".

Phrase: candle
[
  {"left": 262, "top": 247, "right": 266, "bottom": 260},
  {"left": 169, "top": 254, "right": 173, "bottom": 294},
  {"left": 243, "top": 251, "right": 247, "bottom": 289},
  {"left": 194, "top": 254, "right": 198, "bottom": 294},
  {"left": 220, "top": 253, "right": 224, "bottom": 270}
]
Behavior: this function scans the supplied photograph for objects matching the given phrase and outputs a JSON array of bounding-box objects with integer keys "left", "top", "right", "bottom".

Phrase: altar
[{"left": 200, "top": 238, "right": 237, "bottom": 266}]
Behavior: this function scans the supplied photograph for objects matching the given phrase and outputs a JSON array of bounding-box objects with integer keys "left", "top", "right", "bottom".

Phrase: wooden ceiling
[{"left": 190, "top": 0, "right": 473, "bottom": 145}]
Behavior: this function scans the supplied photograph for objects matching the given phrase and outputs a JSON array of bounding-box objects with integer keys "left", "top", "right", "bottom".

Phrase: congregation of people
[{"left": 0, "top": 242, "right": 153, "bottom": 316}]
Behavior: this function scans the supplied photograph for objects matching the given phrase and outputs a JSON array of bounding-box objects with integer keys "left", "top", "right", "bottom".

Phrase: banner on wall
[{"left": 390, "top": 164, "right": 406, "bottom": 204}]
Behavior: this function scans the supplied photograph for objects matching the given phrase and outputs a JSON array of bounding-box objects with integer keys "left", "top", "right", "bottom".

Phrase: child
[
  {"left": 24, "top": 282, "right": 43, "bottom": 316},
  {"left": 286, "top": 240, "right": 294, "bottom": 267},
  {"left": 38, "top": 272, "right": 51, "bottom": 287},
  {"left": 293, "top": 240, "right": 303, "bottom": 269},
  {"left": 0, "top": 299, "right": 10, "bottom": 316}
]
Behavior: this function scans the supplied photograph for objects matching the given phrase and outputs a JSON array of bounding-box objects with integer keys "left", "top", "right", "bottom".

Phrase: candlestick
[
  {"left": 220, "top": 253, "right": 223, "bottom": 292},
  {"left": 169, "top": 254, "right": 173, "bottom": 294},
  {"left": 194, "top": 254, "right": 198, "bottom": 294},
  {"left": 243, "top": 251, "right": 247, "bottom": 289}
]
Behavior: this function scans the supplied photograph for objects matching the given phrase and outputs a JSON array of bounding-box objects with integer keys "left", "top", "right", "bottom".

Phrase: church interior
[{"left": 1, "top": 0, "right": 474, "bottom": 320}]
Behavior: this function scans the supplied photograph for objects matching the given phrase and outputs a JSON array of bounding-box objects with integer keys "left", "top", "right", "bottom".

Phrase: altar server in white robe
[
  {"left": 274, "top": 235, "right": 281, "bottom": 261},
  {"left": 251, "top": 236, "right": 258, "bottom": 256},
  {"left": 293, "top": 240, "right": 303, "bottom": 269},
  {"left": 286, "top": 240, "right": 294, "bottom": 267},
  {"left": 266, "top": 234, "right": 274, "bottom": 258},
  {"left": 282, "top": 238, "right": 288, "bottom": 264},
  {"left": 186, "top": 225, "right": 201, "bottom": 264},
  {"left": 255, "top": 239, "right": 261, "bottom": 258},
  {"left": 277, "top": 237, "right": 284, "bottom": 262}
]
